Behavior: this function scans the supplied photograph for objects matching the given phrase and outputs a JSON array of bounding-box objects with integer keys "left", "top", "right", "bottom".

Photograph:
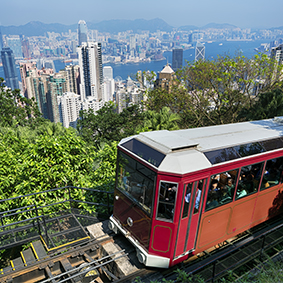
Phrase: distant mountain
[
  {"left": 178, "top": 25, "right": 199, "bottom": 31},
  {"left": 0, "top": 18, "right": 173, "bottom": 36},
  {"left": 179, "top": 23, "right": 238, "bottom": 31},
  {"left": 88, "top": 18, "right": 173, "bottom": 33},
  {"left": 201, "top": 23, "right": 238, "bottom": 29},
  {"left": 270, "top": 25, "right": 283, "bottom": 31},
  {"left": 1, "top": 21, "right": 77, "bottom": 36}
]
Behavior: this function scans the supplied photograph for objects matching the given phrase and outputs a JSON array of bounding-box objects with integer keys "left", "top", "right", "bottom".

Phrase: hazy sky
[{"left": 1, "top": 0, "right": 282, "bottom": 29}]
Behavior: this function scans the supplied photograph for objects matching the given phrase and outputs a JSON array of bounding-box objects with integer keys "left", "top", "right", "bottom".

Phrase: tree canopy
[
  {"left": 0, "top": 78, "right": 42, "bottom": 127},
  {"left": 146, "top": 53, "right": 283, "bottom": 128}
]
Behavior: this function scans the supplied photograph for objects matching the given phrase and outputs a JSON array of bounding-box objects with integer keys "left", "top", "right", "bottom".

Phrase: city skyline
[{"left": 1, "top": 0, "right": 283, "bottom": 29}]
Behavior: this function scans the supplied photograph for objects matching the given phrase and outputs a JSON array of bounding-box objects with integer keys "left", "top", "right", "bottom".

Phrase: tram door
[{"left": 174, "top": 179, "right": 206, "bottom": 259}]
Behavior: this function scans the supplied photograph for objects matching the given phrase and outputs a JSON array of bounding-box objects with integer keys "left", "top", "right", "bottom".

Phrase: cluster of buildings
[{"left": 0, "top": 20, "right": 283, "bottom": 129}]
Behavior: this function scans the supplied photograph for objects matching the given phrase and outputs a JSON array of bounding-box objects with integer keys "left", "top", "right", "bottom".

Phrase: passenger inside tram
[
  {"left": 206, "top": 191, "right": 219, "bottom": 209},
  {"left": 157, "top": 182, "right": 177, "bottom": 220}
]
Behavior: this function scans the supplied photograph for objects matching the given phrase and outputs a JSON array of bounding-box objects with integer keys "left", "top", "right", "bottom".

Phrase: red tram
[{"left": 108, "top": 118, "right": 283, "bottom": 268}]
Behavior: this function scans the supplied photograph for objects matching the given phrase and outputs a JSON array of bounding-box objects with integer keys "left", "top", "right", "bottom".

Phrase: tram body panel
[
  {"left": 252, "top": 184, "right": 283, "bottom": 225},
  {"left": 113, "top": 188, "right": 152, "bottom": 249},
  {"left": 227, "top": 195, "right": 257, "bottom": 235},
  {"left": 197, "top": 206, "right": 232, "bottom": 250},
  {"left": 148, "top": 174, "right": 182, "bottom": 261}
]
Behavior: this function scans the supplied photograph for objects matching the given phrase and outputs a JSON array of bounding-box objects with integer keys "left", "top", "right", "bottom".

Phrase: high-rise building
[
  {"left": 271, "top": 44, "right": 283, "bottom": 65},
  {"left": 1, "top": 47, "right": 19, "bottom": 90},
  {"left": 6, "top": 36, "right": 23, "bottom": 59},
  {"left": 58, "top": 92, "right": 81, "bottom": 128},
  {"left": 195, "top": 41, "right": 205, "bottom": 61},
  {"left": 21, "top": 39, "right": 31, "bottom": 59},
  {"left": 46, "top": 74, "right": 67, "bottom": 123},
  {"left": 78, "top": 20, "right": 88, "bottom": 46},
  {"left": 103, "top": 66, "right": 113, "bottom": 80},
  {"left": 130, "top": 35, "right": 136, "bottom": 50},
  {"left": 0, "top": 26, "right": 3, "bottom": 50},
  {"left": 77, "top": 41, "right": 103, "bottom": 101},
  {"left": 172, "top": 48, "right": 183, "bottom": 71},
  {"left": 63, "top": 65, "right": 80, "bottom": 94}
]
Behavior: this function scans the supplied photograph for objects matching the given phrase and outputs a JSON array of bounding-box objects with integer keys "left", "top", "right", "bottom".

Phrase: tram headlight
[
  {"left": 108, "top": 219, "right": 118, "bottom": 234},
  {"left": 136, "top": 249, "right": 146, "bottom": 265}
]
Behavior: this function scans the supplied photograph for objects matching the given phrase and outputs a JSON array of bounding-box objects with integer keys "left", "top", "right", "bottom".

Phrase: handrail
[{"left": 0, "top": 186, "right": 114, "bottom": 229}]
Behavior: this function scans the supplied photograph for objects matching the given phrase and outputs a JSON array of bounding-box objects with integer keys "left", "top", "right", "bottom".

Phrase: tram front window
[
  {"left": 157, "top": 182, "right": 178, "bottom": 221},
  {"left": 117, "top": 151, "right": 156, "bottom": 215}
]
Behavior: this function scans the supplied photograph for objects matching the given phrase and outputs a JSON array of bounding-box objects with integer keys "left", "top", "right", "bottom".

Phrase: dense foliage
[
  {"left": 0, "top": 78, "right": 42, "bottom": 127},
  {"left": 146, "top": 53, "right": 283, "bottom": 128}
]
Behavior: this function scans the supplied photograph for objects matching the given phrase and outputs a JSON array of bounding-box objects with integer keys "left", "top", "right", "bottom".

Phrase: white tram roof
[{"left": 119, "top": 117, "right": 283, "bottom": 175}]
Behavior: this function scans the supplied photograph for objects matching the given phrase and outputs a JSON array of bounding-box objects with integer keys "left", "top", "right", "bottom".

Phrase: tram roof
[{"left": 119, "top": 117, "right": 283, "bottom": 175}]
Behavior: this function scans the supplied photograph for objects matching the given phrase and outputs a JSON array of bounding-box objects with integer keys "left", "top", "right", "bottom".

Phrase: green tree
[
  {"left": 239, "top": 85, "right": 283, "bottom": 120},
  {"left": 77, "top": 102, "right": 144, "bottom": 147},
  {"left": 146, "top": 53, "right": 283, "bottom": 128},
  {"left": 0, "top": 78, "right": 42, "bottom": 127},
  {"left": 139, "top": 106, "right": 181, "bottom": 132}
]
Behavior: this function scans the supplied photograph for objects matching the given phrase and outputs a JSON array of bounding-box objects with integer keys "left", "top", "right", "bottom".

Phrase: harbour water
[{"left": 0, "top": 40, "right": 269, "bottom": 82}]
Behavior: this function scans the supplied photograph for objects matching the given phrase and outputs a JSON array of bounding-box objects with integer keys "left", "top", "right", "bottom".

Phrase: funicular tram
[{"left": 108, "top": 117, "right": 283, "bottom": 268}]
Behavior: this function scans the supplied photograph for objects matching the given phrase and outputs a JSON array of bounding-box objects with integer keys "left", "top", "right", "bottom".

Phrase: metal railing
[{"left": 0, "top": 186, "right": 114, "bottom": 250}]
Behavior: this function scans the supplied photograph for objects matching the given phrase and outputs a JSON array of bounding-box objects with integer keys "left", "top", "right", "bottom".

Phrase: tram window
[
  {"left": 205, "top": 169, "right": 239, "bottom": 211},
  {"left": 117, "top": 151, "right": 156, "bottom": 214},
  {"left": 236, "top": 162, "right": 264, "bottom": 199},
  {"left": 157, "top": 182, "right": 178, "bottom": 221},
  {"left": 261, "top": 157, "right": 283, "bottom": 190},
  {"left": 182, "top": 182, "right": 193, "bottom": 219},
  {"left": 194, "top": 180, "right": 204, "bottom": 214}
]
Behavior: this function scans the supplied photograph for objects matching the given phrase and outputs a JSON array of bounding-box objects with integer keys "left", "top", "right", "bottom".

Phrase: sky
[{"left": 1, "top": 0, "right": 283, "bottom": 29}]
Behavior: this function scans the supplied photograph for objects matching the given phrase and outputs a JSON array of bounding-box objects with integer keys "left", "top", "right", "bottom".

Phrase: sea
[{"left": 0, "top": 40, "right": 270, "bottom": 82}]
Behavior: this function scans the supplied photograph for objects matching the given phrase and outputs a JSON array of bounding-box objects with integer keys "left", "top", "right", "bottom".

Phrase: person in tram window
[
  {"left": 236, "top": 182, "right": 247, "bottom": 199},
  {"left": 206, "top": 190, "right": 219, "bottom": 209},
  {"left": 210, "top": 179, "right": 220, "bottom": 191},
  {"left": 185, "top": 186, "right": 201, "bottom": 211},
  {"left": 185, "top": 186, "right": 192, "bottom": 203},
  {"left": 243, "top": 173, "right": 255, "bottom": 193},
  {"left": 165, "top": 186, "right": 177, "bottom": 216},
  {"left": 224, "top": 178, "right": 235, "bottom": 197},
  {"left": 166, "top": 186, "right": 177, "bottom": 202}
]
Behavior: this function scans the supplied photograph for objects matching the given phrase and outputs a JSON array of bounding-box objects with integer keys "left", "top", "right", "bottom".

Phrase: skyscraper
[
  {"left": 271, "top": 44, "right": 283, "bottom": 65},
  {"left": 103, "top": 66, "right": 113, "bottom": 80},
  {"left": 21, "top": 39, "right": 31, "bottom": 59},
  {"left": 0, "top": 26, "right": 3, "bottom": 50},
  {"left": 6, "top": 36, "right": 23, "bottom": 59},
  {"left": 78, "top": 20, "right": 88, "bottom": 46},
  {"left": 195, "top": 41, "right": 205, "bottom": 61},
  {"left": 77, "top": 42, "right": 103, "bottom": 101},
  {"left": 58, "top": 92, "right": 81, "bottom": 128},
  {"left": 172, "top": 48, "right": 183, "bottom": 71},
  {"left": 1, "top": 47, "right": 19, "bottom": 90}
]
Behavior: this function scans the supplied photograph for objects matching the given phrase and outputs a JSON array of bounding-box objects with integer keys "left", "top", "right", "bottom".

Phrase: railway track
[{"left": 1, "top": 214, "right": 283, "bottom": 283}]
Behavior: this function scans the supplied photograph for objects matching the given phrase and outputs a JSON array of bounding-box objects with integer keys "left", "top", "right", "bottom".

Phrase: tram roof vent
[{"left": 138, "top": 130, "right": 199, "bottom": 152}]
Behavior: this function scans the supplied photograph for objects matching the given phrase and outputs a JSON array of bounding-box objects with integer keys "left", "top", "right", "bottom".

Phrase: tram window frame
[
  {"left": 182, "top": 180, "right": 204, "bottom": 218},
  {"left": 194, "top": 180, "right": 204, "bottom": 214},
  {"left": 156, "top": 181, "right": 178, "bottom": 222},
  {"left": 205, "top": 169, "right": 239, "bottom": 211},
  {"left": 236, "top": 161, "right": 264, "bottom": 200},
  {"left": 117, "top": 151, "right": 156, "bottom": 215},
  {"left": 260, "top": 157, "right": 283, "bottom": 190},
  {"left": 182, "top": 182, "right": 194, "bottom": 219}
]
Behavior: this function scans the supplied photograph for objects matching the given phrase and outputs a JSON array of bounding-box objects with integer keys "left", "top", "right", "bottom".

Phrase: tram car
[{"left": 108, "top": 117, "right": 283, "bottom": 268}]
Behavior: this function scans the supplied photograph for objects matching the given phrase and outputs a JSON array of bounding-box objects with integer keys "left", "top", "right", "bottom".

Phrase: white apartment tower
[
  {"left": 58, "top": 92, "right": 81, "bottom": 128},
  {"left": 77, "top": 42, "right": 103, "bottom": 102}
]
